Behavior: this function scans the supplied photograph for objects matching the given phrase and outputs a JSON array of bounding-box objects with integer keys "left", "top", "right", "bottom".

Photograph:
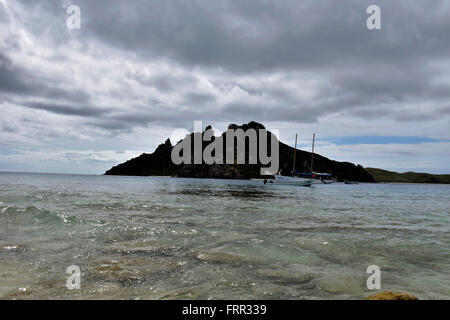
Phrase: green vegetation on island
[{"left": 365, "top": 167, "right": 450, "bottom": 184}]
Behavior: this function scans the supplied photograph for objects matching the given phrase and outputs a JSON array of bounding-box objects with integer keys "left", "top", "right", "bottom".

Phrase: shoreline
[{"left": 2, "top": 171, "right": 450, "bottom": 184}]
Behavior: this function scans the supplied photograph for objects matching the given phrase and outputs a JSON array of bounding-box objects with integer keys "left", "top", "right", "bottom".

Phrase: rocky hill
[{"left": 105, "top": 121, "right": 375, "bottom": 182}]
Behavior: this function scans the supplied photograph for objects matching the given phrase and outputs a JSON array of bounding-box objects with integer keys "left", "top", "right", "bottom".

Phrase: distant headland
[
  {"left": 365, "top": 168, "right": 450, "bottom": 184},
  {"left": 104, "top": 121, "right": 449, "bottom": 183}
]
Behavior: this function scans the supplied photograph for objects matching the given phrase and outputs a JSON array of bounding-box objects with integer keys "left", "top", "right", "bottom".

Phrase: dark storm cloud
[
  {"left": 14, "top": 0, "right": 450, "bottom": 72},
  {"left": 2, "top": 0, "right": 450, "bottom": 131},
  {"left": 59, "top": 0, "right": 448, "bottom": 124},
  {"left": 43, "top": 88, "right": 91, "bottom": 104},
  {"left": 0, "top": 53, "right": 37, "bottom": 94},
  {"left": 72, "top": 0, "right": 450, "bottom": 72},
  {"left": 133, "top": 73, "right": 199, "bottom": 93},
  {"left": 438, "top": 106, "right": 450, "bottom": 115},
  {"left": 25, "top": 102, "right": 106, "bottom": 117},
  {"left": 183, "top": 92, "right": 216, "bottom": 105},
  {"left": 1, "top": 121, "right": 18, "bottom": 133},
  {"left": 0, "top": 53, "right": 91, "bottom": 105},
  {"left": 90, "top": 114, "right": 183, "bottom": 132},
  {"left": 88, "top": 119, "right": 133, "bottom": 131},
  {"left": 222, "top": 102, "right": 319, "bottom": 123}
]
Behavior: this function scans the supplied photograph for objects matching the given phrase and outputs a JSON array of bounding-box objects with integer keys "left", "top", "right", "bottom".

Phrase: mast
[
  {"left": 311, "top": 133, "right": 315, "bottom": 173},
  {"left": 292, "top": 133, "right": 298, "bottom": 176}
]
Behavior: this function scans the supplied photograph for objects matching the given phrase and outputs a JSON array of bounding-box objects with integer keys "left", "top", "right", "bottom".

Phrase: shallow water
[{"left": 0, "top": 172, "right": 449, "bottom": 299}]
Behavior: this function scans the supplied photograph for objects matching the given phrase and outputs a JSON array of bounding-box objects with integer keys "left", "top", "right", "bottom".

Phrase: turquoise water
[{"left": 0, "top": 172, "right": 449, "bottom": 299}]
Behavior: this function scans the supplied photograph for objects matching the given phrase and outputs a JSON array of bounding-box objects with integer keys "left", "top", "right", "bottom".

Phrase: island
[
  {"left": 105, "top": 121, "right": 375, "bottom": 182},
  {"left": 105, "top": 121, "right": 450, "bottom": 183}
]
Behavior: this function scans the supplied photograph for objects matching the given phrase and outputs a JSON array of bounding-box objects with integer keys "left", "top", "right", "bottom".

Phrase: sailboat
[
  {"left": 271, "top": 133, "right": 314, "bottom": 187},
  {"left": 295, "top": 133, "right": 336, "bottom": 184}
]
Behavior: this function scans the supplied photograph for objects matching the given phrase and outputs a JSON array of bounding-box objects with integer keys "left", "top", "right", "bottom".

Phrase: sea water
[{"left": 0, "top": 172, "right": 449, "bottom": 299}]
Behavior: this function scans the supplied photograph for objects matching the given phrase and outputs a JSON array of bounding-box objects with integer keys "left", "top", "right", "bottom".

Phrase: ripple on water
[
  {"left": 0, "top": 205, "right": 80, "bottom": 226},
  {"left": 0, "top": 174, "right": 449, "bottom": 299}
]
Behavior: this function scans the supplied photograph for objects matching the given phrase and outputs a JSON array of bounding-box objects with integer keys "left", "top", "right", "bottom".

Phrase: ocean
[{"left": 0, "top": 172, "right": 449, "bottom": 299}]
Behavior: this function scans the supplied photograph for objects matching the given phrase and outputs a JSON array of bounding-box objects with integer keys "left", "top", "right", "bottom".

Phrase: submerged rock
[
  {"left": 256, "top": 268, "right": 314, "bottom": 285},
  {"left": 4, "top": 287, "right": 36, "bottom": 299},
  {"left": 194, "top": 251, "right": 251, "bottom": 266},
  {"left": 89, "top": 256, "right": 182, "bottom": 286},
  {"left": 315, "top": 274, "right": 365, "bottom": 294},
  {"left": 103, "top": 241, "right": 178, "bottom": 257},
  {"left": 95, "top": 264, "right": 124, "bottom": 273},
  {"left": 92, "top": 257, "right": 179, "bottom": 272},
  {"left": 155, "top": 288, "right": 203, "bottom": 300},
  {"left": 365, "top": 291, "right": 419, "bottom": 300}
]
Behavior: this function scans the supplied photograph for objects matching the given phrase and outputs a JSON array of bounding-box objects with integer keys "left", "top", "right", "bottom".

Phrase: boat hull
[{"left": 272, "top": 175, "right": 314, "bottom": 187}]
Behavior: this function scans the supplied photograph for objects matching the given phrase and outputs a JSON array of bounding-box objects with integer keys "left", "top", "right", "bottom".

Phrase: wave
[{"left": 0, "top": 205, "right": 80, "bottom": 225}]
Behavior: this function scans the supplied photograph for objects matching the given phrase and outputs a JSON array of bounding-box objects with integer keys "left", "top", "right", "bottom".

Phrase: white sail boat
[
  {"left": 271, "top": 133, "right": 314, "bottom": 187},
  {"left": 293, "top": 133, "right": 336, "bottom": 185},
  {"left": 272, "top": 174, "right": 314, "bottom": 186}
]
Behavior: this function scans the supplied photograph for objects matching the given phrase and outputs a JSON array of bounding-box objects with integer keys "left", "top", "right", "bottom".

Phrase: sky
[{"left": 0, "top": 0, "right": 449, "bottom": 174}]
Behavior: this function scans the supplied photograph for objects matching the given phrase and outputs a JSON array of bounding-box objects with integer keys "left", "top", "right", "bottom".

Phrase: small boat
[
  {"left": 271, "top": 175, "right": 314, "bottom": 187},
  {"left": 292, "top": 134, "right": 335, "bottom": 185},
  {"left": 266, "top": 133, "right": 314, "bottom": 187},
  {"left": 344, "top": 180, "right": 359, "bottom": 185}
]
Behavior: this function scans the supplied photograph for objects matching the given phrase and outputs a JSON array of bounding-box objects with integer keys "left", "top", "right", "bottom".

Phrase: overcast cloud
[{"left": 0, "top": 0, "right": 449, "bottom": 174}]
